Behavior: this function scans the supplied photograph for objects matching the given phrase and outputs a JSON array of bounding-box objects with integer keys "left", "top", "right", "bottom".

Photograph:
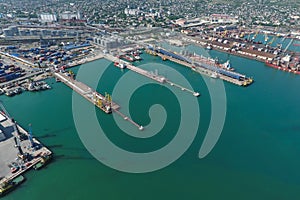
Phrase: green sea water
[{"left": 2, "top": 45, "right": 300, "bottom": 199}]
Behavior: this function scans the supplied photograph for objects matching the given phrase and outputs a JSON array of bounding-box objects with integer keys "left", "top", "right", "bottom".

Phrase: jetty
[
  {"left": 146, "top": 47, "right": 253, "bottom": 87},
  {"left": 0, "top": 104, "right": 52, "bottom": 196},
  {"left": 103, "top": 54, "right": 200, "bottom": 97},
  {"left": 54, "top": 72, "right": 144, "bottom": 130}
]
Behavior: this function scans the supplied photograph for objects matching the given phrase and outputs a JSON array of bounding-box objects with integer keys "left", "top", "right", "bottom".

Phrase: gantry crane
[{"left": 284, "top": 39, "right": 294, "bottom": 53}]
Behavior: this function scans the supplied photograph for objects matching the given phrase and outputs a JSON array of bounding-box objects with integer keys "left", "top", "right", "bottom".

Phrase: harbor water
[{"left": 2, "top": 45, "right": 300, "bottom": 199}]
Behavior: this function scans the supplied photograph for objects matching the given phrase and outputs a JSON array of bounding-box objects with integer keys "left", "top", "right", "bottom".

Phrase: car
[{"left": 11, "top": 167, "right": 19, "bottom": 173}]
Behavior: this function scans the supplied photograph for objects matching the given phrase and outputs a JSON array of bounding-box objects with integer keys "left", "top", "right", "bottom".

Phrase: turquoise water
[{"left": 2, "top": 45, "right": 300, "bottom": 199}]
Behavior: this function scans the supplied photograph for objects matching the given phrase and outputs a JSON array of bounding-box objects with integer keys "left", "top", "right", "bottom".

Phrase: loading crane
[
  {"left": 264, "top": 33, "right": 269, "bottom": 44},
  {"left": 221, "top": 30, "right": 228, "bottom": 38},
  {"left": 280, "top": 36, "right": 286, "bottom": 43},
  {"left": 268, "top": 36, "right": 277, "bottom": 46},
  {"left": 252, "top": 30, "right": 259, "bottom": 41},
  {"left": 284, "top": 39, "right": 294, "bottom": 53},
  {"left": 28, "top": 124, "right": 36, "bottom": 148}
]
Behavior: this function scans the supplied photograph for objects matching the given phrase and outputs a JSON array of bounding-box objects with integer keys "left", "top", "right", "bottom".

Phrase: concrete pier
[
  {"left": 54, "top": 72, "right": 144, "bottom": 130},
  {"left": 149, "top": 49, "right": 253, "bottom": 87},
  {"left": 166, "top": 80, "right": 200, "bottom": 97},
  {"left": 0, "top": 111, "right": 52, "bottom": 188},
  {"left": 103, "top": 54, "right": 200, "bottom": 97},
  {"left": 112, "top": 109, "right": 144, "bottom": 130},
  {"left": 54, "top": 72, "right": 119, "bottom": 113}
]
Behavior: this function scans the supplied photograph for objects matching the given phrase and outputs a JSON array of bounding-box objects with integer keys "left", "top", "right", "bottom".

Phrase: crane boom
[{"left": 284, "top": 39, "right": 294, "bottom": 52}]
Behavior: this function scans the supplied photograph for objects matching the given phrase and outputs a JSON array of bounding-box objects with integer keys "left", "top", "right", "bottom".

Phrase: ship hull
[{"left": 265, "top": 62, "right": 300, "bottom": 75}]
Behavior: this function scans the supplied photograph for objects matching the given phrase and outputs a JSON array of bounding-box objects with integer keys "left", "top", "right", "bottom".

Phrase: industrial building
[
  {"left": 1, "top": 26, "right": 84, "bottom": 38},
  {"left": 93, "top": 35, "right": 126, "bottom": 49},
  {"left": 40, "top": 14, "right": 57, "bottom": 23},
  {"left": 60, "top": 11, "right": 81, "bottom": 20},
  {"left": 3, "top": 26, "right": 19, "bottom": 37}
]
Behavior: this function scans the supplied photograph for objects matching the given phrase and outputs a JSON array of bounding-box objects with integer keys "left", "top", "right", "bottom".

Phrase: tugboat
[
  {"left": 0, "top": 175, "right": 25, "bottom": 196},
  {"left": 122, "top": 55, "right": 134, "bottom": 62},
  {"left": 5, "top": 90, "right": 15, "bottom": 97},
  {"left": 210, "top": 72, "right": 218, "bottom": 79},
  {"left": 33, "top": 153, "right": 52, "bottom": 170},
  {"left": 206, "top": 45, "right": 212, "bottom": 50},
  {"left": 133, "top": 55, "right": 142, "bottom": 61},
  {"left": 114, "top": 62, "right": 126, "bottom": 69}
]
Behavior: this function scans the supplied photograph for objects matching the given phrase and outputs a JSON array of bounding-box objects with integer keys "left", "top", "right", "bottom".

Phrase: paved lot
[{"left": 0, "top": 120, "right": 18, "bottom": 178}]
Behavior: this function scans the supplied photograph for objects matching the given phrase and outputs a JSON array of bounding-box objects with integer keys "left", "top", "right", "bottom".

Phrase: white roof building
[{"left": 40, "top": 14, "right": 57, "bottom": 23}]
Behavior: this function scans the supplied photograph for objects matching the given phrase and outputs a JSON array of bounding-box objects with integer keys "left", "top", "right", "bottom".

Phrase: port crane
[
  {"left": 284, "top": 39, "right": 294, "bottom": 53},
  {"left": 264, "top": 33, "right": 269, "bottom": 44},
  {"left": 28, "top": 124, "right": 35, "bottom": 148},
  {"left": 268, "top": 36, "right": 277, "bottom": 46},
  {"left": 252, "top": 30, "right": 259, "bottom": 41},
  {"left": 280, "top": 36, "right": 286, "bottom": 43},
  {"left": 238, "top": 27, "right": 244, "bottom": 38},
  {"left": 221, "top": 30, "right": 228, "bottom": 38}
]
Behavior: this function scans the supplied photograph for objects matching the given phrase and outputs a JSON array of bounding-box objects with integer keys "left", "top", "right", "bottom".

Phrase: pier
[
  {"left": 166, "top": 80, "right": 200, "bottom": 96},
  {"left": 54, "top": 72, "right": 144, "bottom": 130},
  {"left": 147, "top": 48, "right": 253, "bottom": 87},
  {"left": 0, "top": 108, "right": 52, "bottom": 194},
  {"left": 63, "top": 53, "right": 104, "bottom": 69},
  {"left": 103, "top": 54, "right": 200, "bottom": 97}
]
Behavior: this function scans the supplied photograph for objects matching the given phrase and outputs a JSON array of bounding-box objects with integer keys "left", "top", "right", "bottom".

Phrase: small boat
[
  {"left": 13, "top": 88, "right": 22, "bottom": 95},
  {"left": 10, "top": 165, "right": 19, "bottom": 173},
  {"left": 134, "top": 55, "right": 142, "bottom": 60},
  {"left": 5, "top": 91, "right": 15, "bottom": 97},
  {"left": 210, "top": 72, "right": 218, "bottom": 79},
  {"left": 33, "top": 154, "right": 52, "bottom": 170},
  {"left": 114, "top": 62, "right": 126, "bottom": 69},
  {"left": 0, "top": 175, "right": 25, "bottom": 196}
]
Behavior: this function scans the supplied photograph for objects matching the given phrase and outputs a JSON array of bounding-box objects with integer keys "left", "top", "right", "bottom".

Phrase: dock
[
  {"left": 63, "top": 53, "right": 104, "bottom": 69},
  {"left": 166, "top": 80, "right": 200, "bottom": 96},
  {"left": 54, "top": 72, "right": 119, "bottom": 113},
  {"left": 0, "top": 110, "right": 52, "bottom": 193},
  {"left": 54, "top": 72, "right": 144, "bottom": 130},
  {"left": 147, "top": 48, "right": 253, "bottom": 87},
  {"left": 103, "top": 54, "right": 200, "bottom": 97}
]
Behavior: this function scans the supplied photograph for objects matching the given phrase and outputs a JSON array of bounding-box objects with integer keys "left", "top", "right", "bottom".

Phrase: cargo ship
[
  {"left": 121, "top": 55, "right": 135, "bottom": 62},
  {"left": 191, "top": 60, "right": 253, "bottom": 86},
  {"left": 191, "top": 54, "right": 235, "bottom": 71},
  {"left": 0, "top": 175, "right": 25, "bottom": 196},
  {"left": 265, "top": 55, "right": 300, "bottom": 74},
  {"left": 131, "top": 52, "right": 143, "bottom": 61},
  {"left": 147, "top": 47, "right": 253, "bottom": 86}
]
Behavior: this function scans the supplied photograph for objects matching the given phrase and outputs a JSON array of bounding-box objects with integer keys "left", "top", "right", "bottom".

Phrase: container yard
[{"left": 184, "top": 33, "right": 300, "bottom": 75}]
